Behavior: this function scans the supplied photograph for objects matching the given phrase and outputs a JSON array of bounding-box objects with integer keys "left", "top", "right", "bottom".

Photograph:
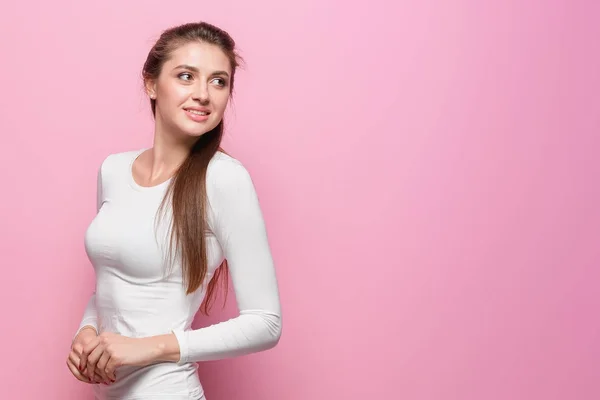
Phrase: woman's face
[{"left": 147, "top": 41, "right": 232, "bottom": 139}]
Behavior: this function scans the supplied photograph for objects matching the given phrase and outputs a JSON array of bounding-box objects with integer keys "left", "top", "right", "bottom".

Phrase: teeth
[{"left": 187, "top": 109, "right": 208, "bottom": 116}]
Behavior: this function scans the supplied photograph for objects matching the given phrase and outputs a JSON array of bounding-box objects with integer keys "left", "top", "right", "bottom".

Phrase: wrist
[
  {"left": 146, "top": 334, "right": 181, "bottom": 363},
  {"left": 79, "top": 325, "right": 98, "bottom": 335}
]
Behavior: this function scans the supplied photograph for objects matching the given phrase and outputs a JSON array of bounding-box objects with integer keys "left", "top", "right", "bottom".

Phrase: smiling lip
[{"left": 184, "top": 107, "right": 210, "bottom": 122}]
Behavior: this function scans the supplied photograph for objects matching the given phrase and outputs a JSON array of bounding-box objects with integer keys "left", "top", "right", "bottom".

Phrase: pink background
[{"left": 0, "top": 1, "right": 598, "bottom": 399}]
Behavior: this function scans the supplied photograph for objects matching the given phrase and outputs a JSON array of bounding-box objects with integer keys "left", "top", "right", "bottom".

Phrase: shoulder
[
  {"left": 206, "top": 151, "right": 257, "bottom": 199},
  {"left": 207, "top": 151, "right": 253, "bottom": 187},
  {"left": 97, "top": 149, "right": 144, "bottom": 178}
]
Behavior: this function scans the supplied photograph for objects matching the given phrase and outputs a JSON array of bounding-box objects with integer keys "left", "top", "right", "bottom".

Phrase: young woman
[{"left": 65, "top": 22, "right": 282, "bottom": 400}]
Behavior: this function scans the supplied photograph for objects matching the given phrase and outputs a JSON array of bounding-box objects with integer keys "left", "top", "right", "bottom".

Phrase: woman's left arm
[{"left": 159, "top": 160, "right": 282, "bottom": 364}]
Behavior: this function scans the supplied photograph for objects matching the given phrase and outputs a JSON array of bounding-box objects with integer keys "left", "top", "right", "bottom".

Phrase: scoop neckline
[{"left": 128, "top": 148, "right": 173, "bottom": 192}]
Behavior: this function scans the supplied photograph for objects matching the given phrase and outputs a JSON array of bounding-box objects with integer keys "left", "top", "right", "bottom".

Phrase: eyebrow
[{"left": 173, "top": 64, "right": 230, "bottom": 77}]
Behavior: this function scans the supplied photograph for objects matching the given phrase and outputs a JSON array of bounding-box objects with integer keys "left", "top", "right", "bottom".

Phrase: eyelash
[{"left": 178, "top": 73, "right": 227, "bottom": 87}]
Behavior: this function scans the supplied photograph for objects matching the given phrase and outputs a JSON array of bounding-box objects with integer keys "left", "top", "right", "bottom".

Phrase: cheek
[
  {"left": 212, "top": 92, "right": 230, "bottom": 115},
  {"left": 159, "top": 84, "right": 190, "bottom": 108},
  {"left": 171, "top": 86, "right": 192, "bottom": 104}
]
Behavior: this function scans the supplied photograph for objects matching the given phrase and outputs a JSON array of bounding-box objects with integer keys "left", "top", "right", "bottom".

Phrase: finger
[
  {"left": 84, "top": 367, "right": 106, "bottom": 384},
  {"left": 69, "top": 351, "right": 80, "bottom": 366},
  {"left": 79, "top": 336, "right": 101, "bottom": 371},
  {"left": 86, "top": 344, "right": 105, "bottom": 381},
  {"left": 69, "top": 351, "right": 86, "bottom": 376},
  {"left": 68, "top": 354, "right": 103, "bottom": 384},
  {"left": 72, "top": 342, "right": 83, "bottom": 356},
  {"left": 96, "top": 351, "right": 112, "bottom": 383},
  {"left": 105, "top": 356, "right": 119, "bottom": 381},
  {"left": 66, "top": 357, "right": 92, "bottom": 383},
  {"left": 72, "top": 343, "right": 85, "bottom": 372}
]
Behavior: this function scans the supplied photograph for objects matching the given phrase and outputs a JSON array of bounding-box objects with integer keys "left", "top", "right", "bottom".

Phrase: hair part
[{"left": 144, "top": 21, "right": 243, "bottom": 315}]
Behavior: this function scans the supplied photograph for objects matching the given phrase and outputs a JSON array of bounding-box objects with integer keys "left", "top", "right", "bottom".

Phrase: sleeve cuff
[{"left": 171, "top": 329, "right": 189, "bottom": 365}]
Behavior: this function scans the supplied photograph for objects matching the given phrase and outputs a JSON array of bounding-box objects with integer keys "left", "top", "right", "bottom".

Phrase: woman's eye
[
  {"left": 179, "top": 73, "right": 193, "bottom": 81},
  {"left": 212, "top": 78, "right": 227, "bottom": 87}
]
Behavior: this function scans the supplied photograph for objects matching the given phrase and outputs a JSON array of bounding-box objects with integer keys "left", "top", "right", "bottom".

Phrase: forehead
[{"left": 164, "top": 41, "right": 231, "bottom": 74}]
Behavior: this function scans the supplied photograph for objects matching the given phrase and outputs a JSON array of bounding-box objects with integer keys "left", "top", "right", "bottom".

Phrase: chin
[{"left": 177, "top": 120, "right": 219, "bottom": 138}]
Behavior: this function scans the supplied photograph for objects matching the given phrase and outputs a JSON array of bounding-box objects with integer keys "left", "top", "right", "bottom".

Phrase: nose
[{"left": 192, "top": 82, "right": 209, "bottom": 104}]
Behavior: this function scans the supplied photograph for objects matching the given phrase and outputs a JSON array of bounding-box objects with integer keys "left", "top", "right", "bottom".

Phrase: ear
[{"left": 144, "top": 78, "right": 157, "bottom": 99}]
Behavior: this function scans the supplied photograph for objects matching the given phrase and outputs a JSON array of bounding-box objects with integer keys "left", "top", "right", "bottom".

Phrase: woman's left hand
[{"left": 79, "top": 332, "right": 160, "bottom": 383}]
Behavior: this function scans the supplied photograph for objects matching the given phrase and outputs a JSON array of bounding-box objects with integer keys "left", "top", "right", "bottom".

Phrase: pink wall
[{"left": 0, "top": 1, "right": 598, "bottom": 399}]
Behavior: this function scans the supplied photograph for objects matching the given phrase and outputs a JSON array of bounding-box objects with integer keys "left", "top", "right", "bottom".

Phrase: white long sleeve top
[{"left": 76, "top": 149, "right": 282, "bottom": 400}]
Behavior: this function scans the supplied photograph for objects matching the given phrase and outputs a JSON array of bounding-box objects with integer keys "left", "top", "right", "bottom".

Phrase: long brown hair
[{"left": 142, "top": 22, "right": 243, "bottom": 314}]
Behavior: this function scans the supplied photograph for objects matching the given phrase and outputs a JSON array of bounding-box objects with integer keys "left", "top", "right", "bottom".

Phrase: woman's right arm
[
  {"left": 68, "top": 160, "right": 109, "bottom": 384},
  {"left": 73, "top": 161, "right": 105, "bottom": 339}
]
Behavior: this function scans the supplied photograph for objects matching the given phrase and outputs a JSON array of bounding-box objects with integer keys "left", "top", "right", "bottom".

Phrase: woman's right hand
[{"left": 67, "top": 326, "right": 108, "bottom": 384}]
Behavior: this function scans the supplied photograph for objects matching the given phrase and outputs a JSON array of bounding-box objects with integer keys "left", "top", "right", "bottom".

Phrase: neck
[{"left": 146, "top": 118, "right": 196, "bottom": 181}]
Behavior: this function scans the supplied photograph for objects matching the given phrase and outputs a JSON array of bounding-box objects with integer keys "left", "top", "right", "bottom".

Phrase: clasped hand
[{"left": 67, "top": 328, "right": 159, "bottom": 385}]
